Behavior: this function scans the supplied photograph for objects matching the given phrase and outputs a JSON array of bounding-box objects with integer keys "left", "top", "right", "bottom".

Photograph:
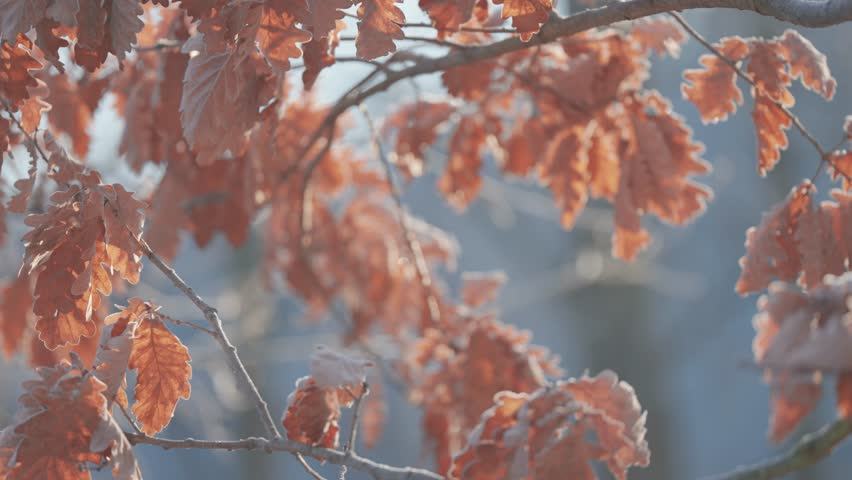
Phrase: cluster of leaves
[{"left": 0, "top": 0, "right": 850, "bottom": 478}]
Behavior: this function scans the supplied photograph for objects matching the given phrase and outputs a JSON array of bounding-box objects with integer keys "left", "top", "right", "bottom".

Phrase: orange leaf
[
  {"left": 630, "top": 16, "right": 686, "bottom": 58},
  {"left": 282, "top": 377, "right": 350, "bottom": 448},
  {"left": 493, "top": 0, "right": 550, "bottom": 41},
  {"left": 419, "top": 0, "right": 476, "bottom": 32},
  {"left": 258, "top": 0, "right": 312, "bottom": 75},
  {"left": 540, "top": 126, "right": 589, "bottom": 229},
  {"left": 356, "top": 0, "right": 405, "bottom": 60},
  {"left": 461, "top": 270, "right": 507, "bottom": 308},
  {"left": 0, "top": 1, "right": 48, "bottom": 41},
  {"left": 736, "top": 182, "right": 811, "bottom": 295},
  {"left": 777, "top": 29, "right": 835, "bottom": 100},
  {"left": 681, "top": 36, "right": 749, "bottom": 123},
  {"left": 0, "top": 273, "right": 32, "bottom": 358},
  {"left": 9, "top": 366, "right": 107, "bottom": 480},
  {"left": 438, "top": 115, "right": 489, "bottom": 211},
  {"left": 129, "top": 313, "right": 192, "bottom": 435},
  {"left": 179, "top": 35, "right": 273, "bottom": 162},
  {"left": 837, "top": 373, "right": 852, "bottom": 418},
  {"left": 752, "top": 93, "right": 791, "bottom": 175},
  {"left": 305, "top": 0, "right": 352, "bottom": 39}
]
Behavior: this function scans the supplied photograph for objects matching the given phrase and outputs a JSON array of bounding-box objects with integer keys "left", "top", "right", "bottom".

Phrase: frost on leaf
[
  {"left": 450, "top": 370, "right": 649, "bottom": 480},
  {"left": 681, "top": 31, "right": 835, "bottom": 174},
  {"left": 738, "top": 185, "right": 852, "bottom": 294},
  {"left": 752, "top": 275, "right": 852, "bottom": 441},
  {"left": 282, "top": 375, "right": 366, "bottom": 449},
  {"left": 612, "top": 92, "right": 711, "bottom": 260},
  {"left": 681, "top": 36, "right": 749, "bottom": 123},
  {"left": 127, "top": 303, "right": 192, "bottom": 435},
  {"left": 541, "top": 126, "right": 590, "bottom": 229},
  {"left": 21, "top": 151, "right": 146, "bottom": 349},
  {"left": 406, "top": 315, "right": 561, "bottom": 473},
  {"left": 777, "top": 29, "right": 836, "bottom": 100},
  {"left": 461, "top": 270, "right": 507, "bottom": 308},
  {"left": 752, "top": 93, "right": 791, "bottom": 175},
  {"left": 737, "top": 182, "right": 811, "bottom": 295},
  {"left": 356, "top": 0, "right": 405, "bottom": 60},
  {"left": 309, "top": 344, "right": 374, "bottom": 390},
  {"left": 2, "top": 361, "right": 140, "bottom": 479}
]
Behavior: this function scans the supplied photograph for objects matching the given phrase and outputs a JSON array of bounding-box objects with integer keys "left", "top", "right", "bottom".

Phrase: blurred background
[{"left": 1, "top": 5, "right": 851, "bottom": 480}]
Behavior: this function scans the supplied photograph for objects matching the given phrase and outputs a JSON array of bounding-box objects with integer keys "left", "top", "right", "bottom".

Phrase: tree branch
[
  {"left": 137, "top": 239, "right": 282, "bottom": 440},
  {"left": 124, "top": 433, "right": 444, "bottom": 480},
  {"left": 706, "top": 418, "right": 852, "bottom": 480},
  {"left": 298, "top": 0, "right": 852, "bottom": 193}
]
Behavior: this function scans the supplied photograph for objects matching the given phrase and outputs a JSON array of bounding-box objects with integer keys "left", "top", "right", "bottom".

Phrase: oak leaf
[
  {"left": 752, "top": 93, "right": 792, "bottom": 175},
  {"left": 309, "top": 345, "right": 373, "bottom": 390},
  {"left": 777, "top": 29, "right": 836, "bottom": 100},
  {"left": 492, "top": 0, "right": 550, "bottom": 41},
  {"left": 419, "top": 0, "right": 476, "bottom": 32},
  {"left": 0, "top": 0, "right": 48, "bottom": 41},
  {"left": 461, "top": 270, "right": 507, "bottom": 308},
  {"left": 681, "top": 36, "right": 749, "bottom": 123},
  {"left": 630, "top": 16, "right": 685, "bottom": 58},
  {"left": 179, "top": 35, "right": 272, "bottom": 162},
  {"left": 129, "top": 310, "right": 192, "bottom": 435},
  {"left": 736, "top": 182, "right": 811, "bottom": 295},
  {"left": 282, "top": 376, "right": 363, "bottom": 448},
  {"left": 356, "top": 0, "right": 405, "bottom": 60}
]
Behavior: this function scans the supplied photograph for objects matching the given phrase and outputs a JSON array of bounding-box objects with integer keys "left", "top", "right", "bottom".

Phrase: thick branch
[
  {"left": 707, "top": 419, "right": 852, "bottom": 480},
  {"left": 125, "top": 433, "right": 444, "bottom": 480}
]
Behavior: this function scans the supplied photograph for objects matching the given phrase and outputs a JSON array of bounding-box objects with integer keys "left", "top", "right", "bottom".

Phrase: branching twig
[
  {"left": 124, "top": 433, "right": 445, "bottom": 480},
  {"left": 290, "top": 0, "right": 852, "bottom": 200},
  {"left": 340, "top": 382, "right": 369, "bottom": 480},
  {"left": 668, "top": 12, "right": 850, "bottom": 184},
  {"left": 360, "top": 105, "right": 442, "bottom": 325},
  {"left": 136, "top": 239, "right": 282, "bottom": 440},
  {"left": 706, "top": 419, "right": 852, "bottom": 480}
]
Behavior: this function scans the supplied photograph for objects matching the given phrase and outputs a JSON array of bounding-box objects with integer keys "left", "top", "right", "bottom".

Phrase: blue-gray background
[{"left": 1, "top": 6, "right": 851, "bottom": 480}]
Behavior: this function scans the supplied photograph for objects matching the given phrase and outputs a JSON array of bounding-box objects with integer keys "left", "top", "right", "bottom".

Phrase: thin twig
[
  {"left": 117, "top": 403, "right": 144, "bottom": 435},
  {"left": 158, "top": 312, "right": 219, "bottom": 337},
  {"left": 136, "top": 238, "right": 282, "bottom": 440},
  {"left": 705, "top": 419, "right": 852, "bottom": 480},
  {"left": 297, "top": 453, "right": 329, "bottom": 480},
  {"left": 340, "top": 382, "right": 369, "bottom": 480},
  {"left": 359, "top": 105, "right": 442, "bottom": 325},
  {"left": 124, "top": 433, "right": 445, "bottom": 480},
  {"left": 401, "top": 22, "right": 518, "bottom": 34},
  {"left": 339, "top": 35, "right": 466, "bottom": 49}
]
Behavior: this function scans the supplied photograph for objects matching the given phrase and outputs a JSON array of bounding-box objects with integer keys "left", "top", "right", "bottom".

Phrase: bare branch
[
  {"left": 706, "top": 419, "right": 852, "bottom": 480},
  {"left": 125, "top": 433, "right": 445, "bottom": 480},
  {"left": 137, "top": 239, "right": 282, "bottom": 440}
]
